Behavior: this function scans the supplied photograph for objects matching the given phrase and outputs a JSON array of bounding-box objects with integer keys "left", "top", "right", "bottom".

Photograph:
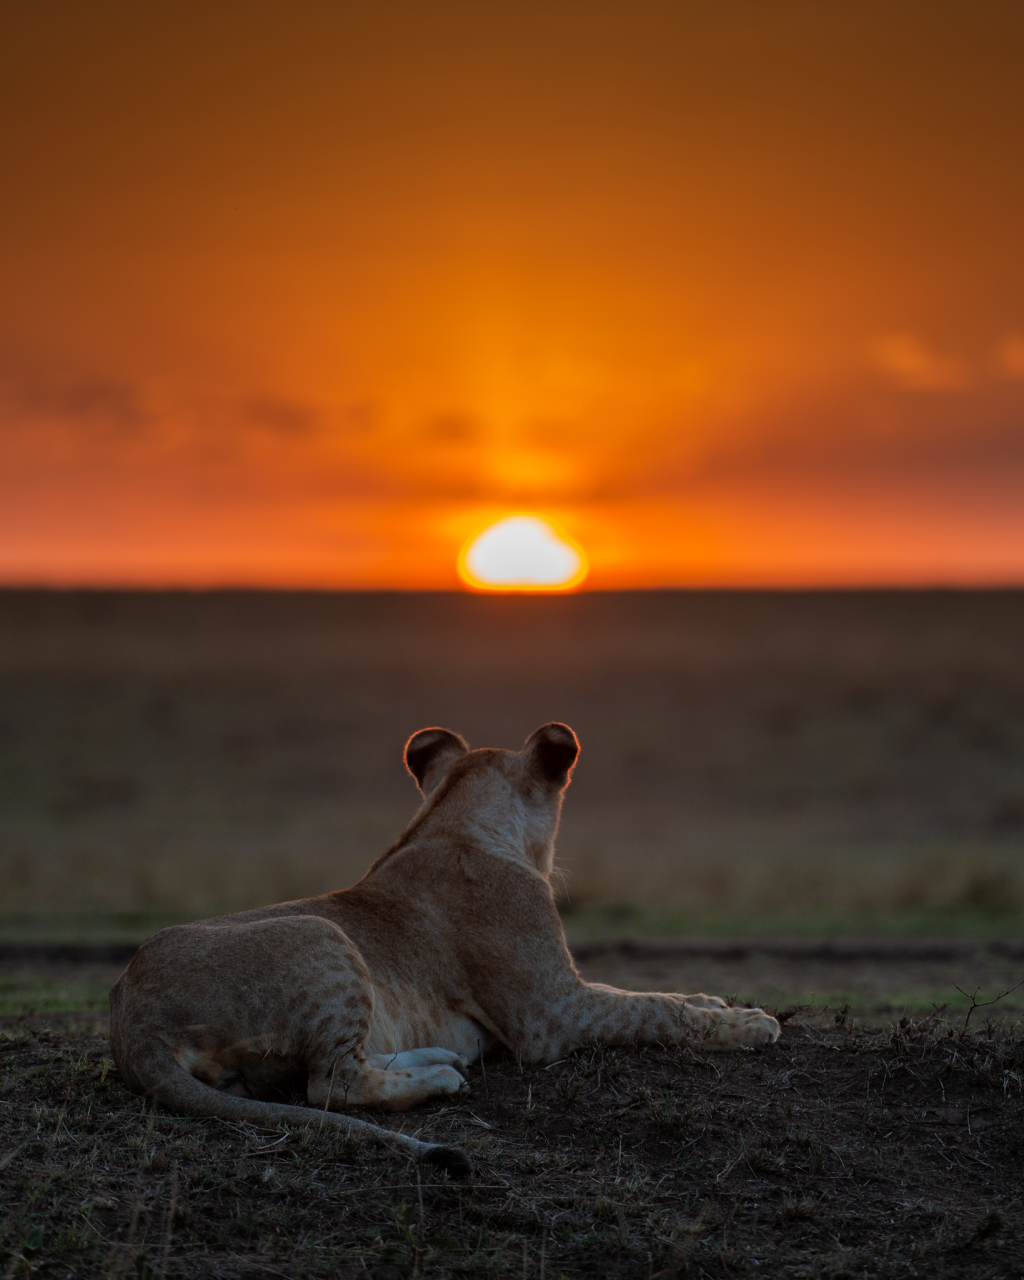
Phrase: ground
[
  {"left": 3, "top": 590, "right": 1024, "bottom": 1275},
  {"left": 4, "top": 589, "right": 1024, "bottom": 924},
  {"left": 2, "top": 949, "right": 1024, "bottom": 1279}
]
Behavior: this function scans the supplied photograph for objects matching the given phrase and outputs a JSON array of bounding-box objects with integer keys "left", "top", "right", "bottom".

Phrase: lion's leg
[
  {"left": 469, "top": 874, "right": 780, "bottom": 1063},
  {"left": 308, "top": 1057, "right": 465, "bottom": 1113},
  {"left": 587, "top": 982, "right": 727, "bottom": 1011},
  {"left": 522, "top": 985, "right": 780, "bottom": 1059},
  {"left": 297, "top": 976, "right": 466, "bottom": 1112}
]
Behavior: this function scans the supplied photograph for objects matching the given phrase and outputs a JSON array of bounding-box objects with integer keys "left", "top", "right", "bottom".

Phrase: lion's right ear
[{"left": 404, "top": 727, "right": 469, "bottom": 796}]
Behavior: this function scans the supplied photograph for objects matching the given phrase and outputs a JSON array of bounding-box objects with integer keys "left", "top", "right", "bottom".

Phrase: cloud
[
  {"left": 241, "top": 397, "right": 319, "bottom": 434},
  {"left": 5, "top": 375, "right": 157, "bottom": 436},
  {"left": 418, "top": 412, "right": 480, "bottom": 443},
  {"left": 994, "top": 334, "right": 1024, "bottom": 379},
  {"left": 870, "top": 333, "right": 971, "bottom": 391}
]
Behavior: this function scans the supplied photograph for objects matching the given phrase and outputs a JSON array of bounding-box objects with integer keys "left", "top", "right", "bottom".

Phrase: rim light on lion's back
[{"left": 457, "top": 516, "right": 589, "bottom": 593}]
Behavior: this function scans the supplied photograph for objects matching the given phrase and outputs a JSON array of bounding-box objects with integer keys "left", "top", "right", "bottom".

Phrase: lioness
[{"left": 110, "top": 723, "right": 779, "bottom": 1176}]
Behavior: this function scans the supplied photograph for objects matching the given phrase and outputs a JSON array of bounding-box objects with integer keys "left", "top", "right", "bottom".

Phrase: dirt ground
[{"left": 2, "top": 948, "right": 1024, "bottom": 1279}]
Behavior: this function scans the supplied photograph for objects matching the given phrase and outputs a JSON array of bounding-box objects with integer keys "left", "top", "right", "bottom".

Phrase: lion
[{"left": 110, "top": 722, "right": 780, "bottom": 1177}]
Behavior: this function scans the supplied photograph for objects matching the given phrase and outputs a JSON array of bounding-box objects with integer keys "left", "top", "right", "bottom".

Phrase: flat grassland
[{"left": 2, "top": 588, "right": 1024, "bottom": 926}]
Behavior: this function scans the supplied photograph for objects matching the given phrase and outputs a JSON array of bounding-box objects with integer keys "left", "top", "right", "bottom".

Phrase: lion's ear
[
  {"left": 404, "top": 727, "right": 469, "bottom": 796},
  {"left": 523, "top": 722, "right": 580, "bottom": 788}
]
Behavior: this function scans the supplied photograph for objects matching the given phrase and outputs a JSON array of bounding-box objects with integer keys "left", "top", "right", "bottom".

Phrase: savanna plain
[{"left": 2, "top": 590, "right": 1024, "bottom": 1278}]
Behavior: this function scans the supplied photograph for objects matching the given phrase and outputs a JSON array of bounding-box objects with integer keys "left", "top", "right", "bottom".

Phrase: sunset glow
[
  {"left": 1, "top": 6, "right": 1023, "bottom": 588},
  {"left": 458, "top": 517, "right": 588, "bottom": 592}
]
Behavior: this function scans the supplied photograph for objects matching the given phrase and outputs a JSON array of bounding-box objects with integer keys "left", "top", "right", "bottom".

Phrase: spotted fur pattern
[{"left": 110, "top": 723, "right": 779, "bottom": 1172}]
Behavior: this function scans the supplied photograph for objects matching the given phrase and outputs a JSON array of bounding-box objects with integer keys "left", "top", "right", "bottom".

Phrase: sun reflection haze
[{"left": 458, "top": 517, "right": 588, "bottom": 592}]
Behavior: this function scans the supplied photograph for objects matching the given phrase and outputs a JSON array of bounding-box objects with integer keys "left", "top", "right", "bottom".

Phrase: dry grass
[
  {"left": 2, "top": 589, "right": 1024, "bottom": 922},
  {"left": 2, "top": 1008, "right": 1023, "bottom": 1278}
]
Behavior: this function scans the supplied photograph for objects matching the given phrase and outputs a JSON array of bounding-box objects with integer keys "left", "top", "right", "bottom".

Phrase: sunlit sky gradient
[{"left": 2, "top": 2, "right": 1023, "bottom": 587}]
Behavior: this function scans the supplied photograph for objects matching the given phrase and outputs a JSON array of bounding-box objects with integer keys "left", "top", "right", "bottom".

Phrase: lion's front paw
[
  {"left": 738, "top": 1009, "right": 782, "bottom": 1046},
  {"left": 711, "top": 1007, "right": 781, "bottom": 1049},
  {"left": 682, "top": 1004, "right": 781, "bottom": 1050},
  {"left": 682, "top": 993, "right": 729, "bottom": 1010}
]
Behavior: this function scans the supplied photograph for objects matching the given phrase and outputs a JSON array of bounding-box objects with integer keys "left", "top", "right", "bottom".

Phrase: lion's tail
[{"left": 125, "top": 1047, "right": 472, "bottom": 1178}]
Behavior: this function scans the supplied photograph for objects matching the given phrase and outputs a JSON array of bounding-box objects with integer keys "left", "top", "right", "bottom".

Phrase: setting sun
[
  {"left": 457, "top": 517, "right": 588, "bottom": 592},
  {"left": 2, "top": 8, "right": 1024, "bottom": 589}
]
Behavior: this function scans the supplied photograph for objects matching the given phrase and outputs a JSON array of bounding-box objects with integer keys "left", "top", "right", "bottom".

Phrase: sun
[{"left": 457, "top": 516, "right": 589, "bottom": 592}]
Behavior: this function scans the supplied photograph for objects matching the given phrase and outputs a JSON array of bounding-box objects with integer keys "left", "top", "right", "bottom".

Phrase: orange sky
[{"left": 1, "top": 2, "right": 1023, "bottom": 587}]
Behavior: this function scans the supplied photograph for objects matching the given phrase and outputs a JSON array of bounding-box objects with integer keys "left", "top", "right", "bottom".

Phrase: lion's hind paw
[{"left": 370, "top": 1047, "right": 471, "bottom": 1077}]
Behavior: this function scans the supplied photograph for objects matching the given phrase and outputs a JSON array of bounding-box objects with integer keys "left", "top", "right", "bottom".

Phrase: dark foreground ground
[{"left": 2, "top": 1001, "right": 1023, "bottom": 1280}]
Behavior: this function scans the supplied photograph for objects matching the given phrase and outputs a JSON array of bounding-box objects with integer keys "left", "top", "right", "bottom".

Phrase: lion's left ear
[
  {"left": 404, "top": 727, "right": 469, "bottom": 796},
  {"left": 523, "top": 722, "right": 580, "bottom": 788}
]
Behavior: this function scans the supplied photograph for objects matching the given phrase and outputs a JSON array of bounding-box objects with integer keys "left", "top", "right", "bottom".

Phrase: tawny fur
[{"left": 110, "top": 722, "right": 779, "bottom": 1174}]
